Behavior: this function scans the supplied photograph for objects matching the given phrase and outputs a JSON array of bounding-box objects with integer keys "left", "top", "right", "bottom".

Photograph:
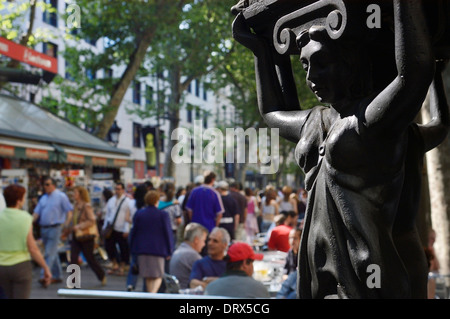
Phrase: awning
[{"left": 0, "top": 94, "right": 132, "bottom": 168}]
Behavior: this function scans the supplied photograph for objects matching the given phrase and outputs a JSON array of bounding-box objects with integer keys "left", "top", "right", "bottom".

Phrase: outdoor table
[{"left": 253, "top": 250, "right": 288, "bottom": 297}]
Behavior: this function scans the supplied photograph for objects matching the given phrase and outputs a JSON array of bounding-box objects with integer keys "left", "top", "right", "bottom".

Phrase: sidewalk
[{"left": 29, "top": 260, "right": 141, "bottom": 299}]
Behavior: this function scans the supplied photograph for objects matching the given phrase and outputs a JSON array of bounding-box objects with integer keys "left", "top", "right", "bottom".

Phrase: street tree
[
  {"left": 45, "top": 0, "right": 187, "bottom": 137},
  {"left": 127, "top": 0, "right": 236, "bottom": 178},
  {"left": 422, "top": 65, "right": 450, "bottom": 277}
]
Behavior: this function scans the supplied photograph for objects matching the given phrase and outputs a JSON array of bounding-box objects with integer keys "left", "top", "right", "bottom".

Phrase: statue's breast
[
  {"left": 325, "top": 117, "right": 364, "bottom": 173},
  {"left": 294, "top": 108, "right": 325, "bottom": 175}
]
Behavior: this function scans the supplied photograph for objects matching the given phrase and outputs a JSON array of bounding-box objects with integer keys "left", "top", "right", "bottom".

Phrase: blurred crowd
[{"left": 1, "top": 169, "right": 442, "bottom": 299}]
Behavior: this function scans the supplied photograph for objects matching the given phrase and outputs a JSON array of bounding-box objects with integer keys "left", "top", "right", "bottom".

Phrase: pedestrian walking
[
  {"left": 0, "top": 184, "right": 52, "bottom": 298},
  {"left": 66, "top": 186, "right": 106, "bottom": 285},
  {"left": 158, "top": 181, "right": 182, "bottom": 244},
  {"left": 33, "top": 177, "right": 73, "bottom": 286},
  {"left": 229, "top": 182, "right": 247, "bottom": 242},
  {"left": 216, "top": 181, "right": 239, "bottom": 241},
  {"left": 244, "top": 188, "right": 259, "bottom": 244},
  {"left": 102, "top": 182, "right": 132, "bottom": 276},
  {"left": 129, "top": 190, "right": 174, "bottom": 293},
  {"left": 126, "top": 183, "right": 148, "bottom": 291},
  {"left": 185, "top": 171, "right": 224, "bottom": 233}
]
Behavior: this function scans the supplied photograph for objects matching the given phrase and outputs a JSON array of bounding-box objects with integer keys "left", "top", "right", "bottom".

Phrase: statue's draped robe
[{"left": 296, "top": 106, "right": 427, "bottom": 299}]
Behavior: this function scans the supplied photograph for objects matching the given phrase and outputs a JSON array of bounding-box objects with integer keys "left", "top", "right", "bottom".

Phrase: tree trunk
[
  {"left": 426, "top": 132, "right": 450, "bottom": 276},
  {"left": 422, "top": 65, "right": 450, "bottom": 277},
  {"left": 96, "top": 30, "right": 155, "bottom": 139},
  {"left": 163, "top": 66, "right": 182, "bottom": 178},
  {"left": 163, "top": 111, "right": 180, "bottom": 178}
]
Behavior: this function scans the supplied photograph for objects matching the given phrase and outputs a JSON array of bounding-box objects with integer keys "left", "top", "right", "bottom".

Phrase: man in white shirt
[{"left": 103, "top": 182, "right": 132, "bottom": 275}]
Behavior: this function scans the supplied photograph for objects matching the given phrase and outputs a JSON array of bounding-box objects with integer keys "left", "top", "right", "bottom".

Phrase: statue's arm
[
  {"left": 363, "top": 0, "right": 434, "bottom": 137},
  {"left": 233, "top": 13, "right": 310, "bottom": 143},
  {"left": 419, "top": 61, "right": 450, "bottom": 152}
]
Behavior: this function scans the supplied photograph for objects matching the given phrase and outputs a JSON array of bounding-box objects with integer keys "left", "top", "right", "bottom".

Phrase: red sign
[
  {"left": 0, "top": 37, "right": 58, "bottom": 73},
  {"left": 67, "top": 153, "right": 85, "bottom": 164},
  {"left": 26, "top": 148, "right": 49, "bottom": 160},
  {"left": 92, "top": 157, "right": 108, "bottom": 166},
  {"left": 113, "top": 159, "right": 128, "bottom": 167},
  {"left": 0, "top": 144, "right": 14, "bottom": 157},
  {"left": 134, "top": 161, "right": 145, "bottom": 179}
]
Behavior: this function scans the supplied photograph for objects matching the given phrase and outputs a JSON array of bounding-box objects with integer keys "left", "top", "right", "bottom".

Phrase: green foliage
[
  {"left": 130, "top": 0, "right": 236, "bottom": 119},
  {"left": 0, "top": 0, "right": 56, "bottom": 44},
  {"left": 47, "top": 0, "right": 238, "bottom": 137},
  {"left": 45, "top": 0, "right": 182, "bottom": 133}
]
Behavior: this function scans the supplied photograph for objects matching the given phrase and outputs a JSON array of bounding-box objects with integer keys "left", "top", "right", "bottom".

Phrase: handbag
[
  {"left": 101, "top": 197, "right": 126, "bottom": 239},
  {"left": 74, "top": 203, "right": 99, "bottom": 242},
  {"left": 75, "top": 223, "right": 98, "bottom": 242}
]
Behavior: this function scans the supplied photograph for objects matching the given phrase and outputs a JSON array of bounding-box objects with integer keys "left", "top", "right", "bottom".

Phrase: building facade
[{"left": 1, "top": 0, "right": 237, "bottom": 188}]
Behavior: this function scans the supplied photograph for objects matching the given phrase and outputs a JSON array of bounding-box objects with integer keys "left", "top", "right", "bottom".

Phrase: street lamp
[{"left": 108, "top": 120, "right": 121, "bottom": 147}]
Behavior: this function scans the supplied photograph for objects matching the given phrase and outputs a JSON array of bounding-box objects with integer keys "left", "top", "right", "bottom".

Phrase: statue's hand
[{"left": 232, "top": 12, "right": 265, "bottom": 55}]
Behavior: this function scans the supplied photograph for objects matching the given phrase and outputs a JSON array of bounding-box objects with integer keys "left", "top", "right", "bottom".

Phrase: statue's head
[{"left": 296, "top": 26, "right": 373, "bottom": 107}]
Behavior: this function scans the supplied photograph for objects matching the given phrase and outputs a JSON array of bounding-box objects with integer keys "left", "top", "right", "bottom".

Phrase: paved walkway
[{"left": 29, "top": 259, "right": 143, "bottom": 299}]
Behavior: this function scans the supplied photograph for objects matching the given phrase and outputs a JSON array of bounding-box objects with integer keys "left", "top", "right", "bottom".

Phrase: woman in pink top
[{"left": 244, "top": 188, "right": 259, "bottom": 244}]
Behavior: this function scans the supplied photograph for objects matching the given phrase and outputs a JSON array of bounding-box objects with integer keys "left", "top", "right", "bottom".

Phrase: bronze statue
[{"left": 232, "top": 0, "right": 449, "bottom": 298}]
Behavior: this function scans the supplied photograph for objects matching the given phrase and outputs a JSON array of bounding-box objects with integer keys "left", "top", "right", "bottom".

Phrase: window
[
  {"left": 65, "top": 61, "right": 74, "bottom": 80},
  {"left": 85, "top": 37, "right": 97, "bottom": 46},
  {"left": 159, "top": 129, "right": 165, "bottom": 152},
  {"left": 195, "top": 107, "right": 201, "bottom": 120},
  {"left": 43, "top": 0, "right": 58, "bottom": 27},
  {"left": 187, "top": 82, "right": 191, "bottom": 93},
  {"left": 133, "top": 80, "right": 141, "bottom": 105},
  {"left": 104, "top": 68, "right": 113, "bottom": 78},
  {"left": 187, "top": 109, "right": 192, "bottom": 123},
  {"left": 86, "top": 69, "right": 96, "bottom": 80},
  {"left": 195, "top": 79, "right": 200, "bottom": 97},
  {"left": 132, "top": 122, "right": 142, "bottom": 148},
  {"left": 203, "top": 88, "right": 207, "bottom": 101},
  {"left": 43, "top": 42, "right": 58, "bottom": 58},
  {"left": 203, "top": 114, "right": 208, "bottom": 129},
  {"left": 145, "top": 85, "right": 153, "bottom": 106}
]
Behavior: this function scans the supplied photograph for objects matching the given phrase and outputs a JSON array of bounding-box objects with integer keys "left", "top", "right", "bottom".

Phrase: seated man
[
  {"left": 267, "top": 210, "right": 297, "bottom": 252},
  {"left": 189, "top": 227, "right": 230, "bottom": 289},
  {"left": 283, "top": 227, "right": 302, "bottom": 278},
  {"left": 276, "top": 271, "right": 297, "bottom": 299},
  {"left": 204, "top": 242, "right": 270, "bottom": 298},
  {"left": 169, "top": 222, "right": 208, "bottom": 289}
]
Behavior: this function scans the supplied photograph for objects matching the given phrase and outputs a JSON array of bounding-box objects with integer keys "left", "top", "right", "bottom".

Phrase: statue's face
[{"left": 300, "top": 39, "right": 347, "bottom": 105}]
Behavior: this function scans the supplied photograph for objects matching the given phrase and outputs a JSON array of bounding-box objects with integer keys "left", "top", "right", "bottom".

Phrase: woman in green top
[{"left": 0, "top": 184, "right": 52, "bottom": 298}]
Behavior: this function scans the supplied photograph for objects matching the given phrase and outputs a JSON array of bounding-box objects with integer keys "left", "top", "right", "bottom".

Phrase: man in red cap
[{"left": 204, "top": 242, "right": 270, "bottom": 298}]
